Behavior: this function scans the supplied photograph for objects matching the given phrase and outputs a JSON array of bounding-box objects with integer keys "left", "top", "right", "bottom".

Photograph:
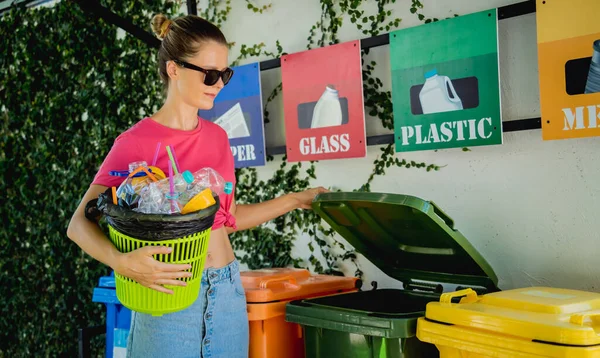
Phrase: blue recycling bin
[{"left": 92, "top": 272, "right": 132, "bottom": 358}]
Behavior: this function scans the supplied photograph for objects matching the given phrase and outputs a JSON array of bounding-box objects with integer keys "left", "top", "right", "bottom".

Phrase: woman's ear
[{"left": 166, "top": 60, "right": 179, "bottom": 80}]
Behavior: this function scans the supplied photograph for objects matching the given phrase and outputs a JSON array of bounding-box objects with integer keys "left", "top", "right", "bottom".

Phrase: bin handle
[
  {"left": 429, "top": 201, "right": 455, "bottom": 229},
  {"left": 570, "top": 312, "right": 600, "bottom": 327},
  {"left": 440, "top": 288, "right": 479, "bottom": 304},
  {"left": 259, "top": 276, "right": 299, "bottom": 289}
]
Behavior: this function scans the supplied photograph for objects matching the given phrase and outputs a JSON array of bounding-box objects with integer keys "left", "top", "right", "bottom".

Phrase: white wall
[{"left": 215, "top": 0, "right": 600, "bottom": 292}]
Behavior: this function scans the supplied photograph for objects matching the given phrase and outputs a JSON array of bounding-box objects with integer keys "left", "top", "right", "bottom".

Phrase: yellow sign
[{"left": 536, "top": 0, "right": 600, "bottom": 140}]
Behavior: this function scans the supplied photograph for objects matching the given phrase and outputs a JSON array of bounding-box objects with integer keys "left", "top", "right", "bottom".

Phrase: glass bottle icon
[{"left": 311, "top": 85, "right": 343, "bottom": 128}]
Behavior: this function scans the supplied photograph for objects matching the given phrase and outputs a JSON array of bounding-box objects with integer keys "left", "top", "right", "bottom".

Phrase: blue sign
[{"left": 199, "top": 62, "right": 266, "bottom": 168}]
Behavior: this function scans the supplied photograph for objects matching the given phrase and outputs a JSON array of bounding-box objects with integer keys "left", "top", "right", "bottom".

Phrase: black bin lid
[{"left": 312, "top": 192, "right": 498, "bottom": 290}]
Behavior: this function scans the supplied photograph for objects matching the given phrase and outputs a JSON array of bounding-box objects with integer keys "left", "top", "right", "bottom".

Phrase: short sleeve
[{"left": 91, "top": 132, "right": 144, "bottom": 188}]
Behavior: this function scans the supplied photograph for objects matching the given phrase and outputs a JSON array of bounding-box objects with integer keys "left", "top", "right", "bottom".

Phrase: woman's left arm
[{"left": 226, "top": 187, "right": 328, "bottom": 234}]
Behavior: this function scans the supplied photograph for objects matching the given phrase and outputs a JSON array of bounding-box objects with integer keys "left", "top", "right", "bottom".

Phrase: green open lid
[{"left": 312, "top": 192, "right": 498, "bottom": 291}]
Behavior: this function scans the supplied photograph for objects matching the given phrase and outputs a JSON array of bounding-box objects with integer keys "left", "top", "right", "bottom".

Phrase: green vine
[
  {"left": 345, "top": 0, "right": 402, "bottom": 36},
  {"left": 245, "top": 0, "right": 272, "bottom": 14},
  {"left": 362, "top": 60, "right": 393, "bottom": 130},
  {"left": 230, "top": 39, "right": 284, "bottom": 67},
  {"left": 307, "top": 0, "right": 402, "bottom": 50},
  {"left": 199, "top": 0, "right": 232, "bottom": 26},
  {"left": 358, "top": 145, "right": 443, "bottom": 192},
  {"left": 231, "top": 42, "right": 266, "bottom": 66},
  {"left": 410, "top": 0, "right": 459, "bottom": 23}
]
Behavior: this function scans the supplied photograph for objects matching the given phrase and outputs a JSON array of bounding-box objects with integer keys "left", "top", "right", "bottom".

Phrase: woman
[{"left": 67, "top": 13, "right": 326, "bottom": 357}]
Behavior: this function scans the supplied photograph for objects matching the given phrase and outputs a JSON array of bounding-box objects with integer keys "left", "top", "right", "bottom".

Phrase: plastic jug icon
[
  {"left": 311, "top": 85, "right": 343, "bottom": 128},
  {"left": 419, "top": 69, "right": 463, "bottom": 115},
  {"left": 584, "top": 39, "right": 600, "bottom": 94}
]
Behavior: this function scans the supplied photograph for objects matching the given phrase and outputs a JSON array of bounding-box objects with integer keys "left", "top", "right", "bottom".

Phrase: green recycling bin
[{"left": 286, "top": 192, "right": 500, "bottom": 358}]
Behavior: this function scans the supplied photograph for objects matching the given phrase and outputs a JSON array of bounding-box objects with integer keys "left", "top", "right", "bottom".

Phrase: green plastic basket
[{"left": 108, "top": 225, "right": 211, "bottom": 316}]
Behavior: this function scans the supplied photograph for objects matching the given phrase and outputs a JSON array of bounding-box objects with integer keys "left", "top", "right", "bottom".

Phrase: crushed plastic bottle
[
  {"left": 115, "top": 161, "right": 154, "bottom": 209},
  {"left": 134, "top": 167, "right": 233, "bottom": 215},
  {"left": 135, "top": 173, "right": 186, "bottom": 215},
  {"left": 183, "top": 168, "right": 233, "bottom": 198}
]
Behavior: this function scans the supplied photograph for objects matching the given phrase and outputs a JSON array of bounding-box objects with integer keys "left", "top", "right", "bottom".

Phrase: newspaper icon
[{"left": 213, "top": 102, "right": 251, "bottom": 139}]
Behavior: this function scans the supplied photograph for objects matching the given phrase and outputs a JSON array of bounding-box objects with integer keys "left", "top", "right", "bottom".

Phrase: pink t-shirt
[{"left": 92, "top": 117, "right": 236, "bottom": 230}]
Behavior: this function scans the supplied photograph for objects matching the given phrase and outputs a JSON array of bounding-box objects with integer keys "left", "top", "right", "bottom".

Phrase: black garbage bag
[{"left": 93, "top": 189, "right": 219, "bottom": 241}]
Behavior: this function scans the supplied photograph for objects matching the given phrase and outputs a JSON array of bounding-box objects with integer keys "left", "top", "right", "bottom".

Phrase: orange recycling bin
[{"left": 241, "top": 267, "right": 359, "bottom": 358}]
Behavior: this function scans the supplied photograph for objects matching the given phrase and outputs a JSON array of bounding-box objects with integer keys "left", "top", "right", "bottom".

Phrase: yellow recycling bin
[{"left": 417, "top": 286, "right": 600, "bottom": 358}]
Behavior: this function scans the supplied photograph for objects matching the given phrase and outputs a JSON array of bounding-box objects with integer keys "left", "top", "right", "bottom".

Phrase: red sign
[{"left": 281, "top": 40, "right": 366, "bottom": 162}]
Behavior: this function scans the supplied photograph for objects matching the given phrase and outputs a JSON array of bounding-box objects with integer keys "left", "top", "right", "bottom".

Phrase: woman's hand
[
  {"left": 114, "top": 246, "right": 193, "bottom": 295},
  {"left": 292, "top": 186, "right": 329, "bottom": 210}
]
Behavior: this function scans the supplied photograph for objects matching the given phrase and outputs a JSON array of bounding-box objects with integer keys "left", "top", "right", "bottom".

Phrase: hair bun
[{"left": 151, "top": 14, "right": 172, "bottom": 40}]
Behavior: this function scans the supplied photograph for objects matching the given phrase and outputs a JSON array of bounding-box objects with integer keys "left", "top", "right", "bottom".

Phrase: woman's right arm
[{"left": 67, "top": 184, "right": 192, "bottom": 294}]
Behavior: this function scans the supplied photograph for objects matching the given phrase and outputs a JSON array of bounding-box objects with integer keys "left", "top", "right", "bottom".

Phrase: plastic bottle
[
  {"left": 134, "top": 169, "right": 185, "bottom": 214},
  {"left": 115, "top": 161, "right": 152, "bottom": 208},
  {"left": 310, "top": 85, "right": 343, "bottom": 128},
  {"left": 135, "top": 182, "right": 165, "bottom": 214},
  {"left": 584, "top": 40, "right": 600, "bottom": 94},
  {"left": 419, "top": 69, "right": 463, "bottom": 115},
  {"left": 182, "top": 168, "right": 233, "bottom": 198}
]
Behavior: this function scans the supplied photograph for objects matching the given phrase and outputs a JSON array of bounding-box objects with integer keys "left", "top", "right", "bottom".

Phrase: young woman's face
[{"left": 169, "top": 41, "right": 230, "bottom": 110}]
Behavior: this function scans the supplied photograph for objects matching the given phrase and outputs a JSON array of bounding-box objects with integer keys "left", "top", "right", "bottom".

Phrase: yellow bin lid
[{"left": 425, "top": 287, "right": 600, "bottom": 346}]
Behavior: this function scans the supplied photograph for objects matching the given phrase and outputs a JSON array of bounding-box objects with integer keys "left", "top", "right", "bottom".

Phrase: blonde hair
[{"left": 151, "top": 14, "right": 172, "bottom": 39}]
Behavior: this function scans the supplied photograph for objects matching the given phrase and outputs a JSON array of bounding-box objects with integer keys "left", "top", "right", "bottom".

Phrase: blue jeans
[{"left": 126, "top": 260, "right": 249, "bottom": 357}]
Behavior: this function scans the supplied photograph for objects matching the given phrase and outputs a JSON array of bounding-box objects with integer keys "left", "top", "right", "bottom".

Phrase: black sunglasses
[{"left": 173, "top": 60, "right": 234, "bottom": 86}]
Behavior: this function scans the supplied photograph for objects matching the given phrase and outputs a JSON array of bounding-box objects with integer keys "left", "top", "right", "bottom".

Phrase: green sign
[{"left": 390, "top": 9, "right": 503, "bottom": 152}]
